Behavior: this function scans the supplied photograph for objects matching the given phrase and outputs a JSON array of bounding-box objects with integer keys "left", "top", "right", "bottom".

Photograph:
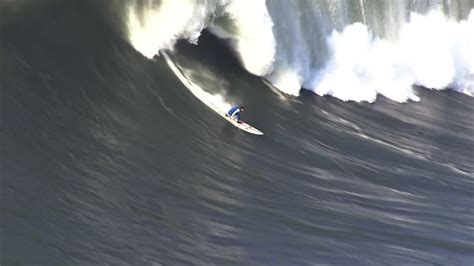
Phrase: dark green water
[{"left": 2, "top": 1, "right": 474, "bottom": 265}]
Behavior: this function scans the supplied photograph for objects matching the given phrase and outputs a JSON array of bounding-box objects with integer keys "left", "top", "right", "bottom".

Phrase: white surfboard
[{"left": 222, "top": 113, "right": 264, "bottom": 135}]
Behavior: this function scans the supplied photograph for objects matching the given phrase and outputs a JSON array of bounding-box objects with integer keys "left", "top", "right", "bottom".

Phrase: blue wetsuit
[{"left": 227, "top": 106, "right": 241, "bottom": 122}]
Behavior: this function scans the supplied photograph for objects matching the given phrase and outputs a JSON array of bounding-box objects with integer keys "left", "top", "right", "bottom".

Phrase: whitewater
[{"left": 128, "top": 0, "right": 474, "bottom": 102}]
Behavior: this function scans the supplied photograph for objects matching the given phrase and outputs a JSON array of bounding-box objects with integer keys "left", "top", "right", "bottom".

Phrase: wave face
[
  {"left": 2, "top": 0, "right": 474, "bottom": 265},
  {"left": 127, "top": 0, "right": 474, "bottom": 101}
]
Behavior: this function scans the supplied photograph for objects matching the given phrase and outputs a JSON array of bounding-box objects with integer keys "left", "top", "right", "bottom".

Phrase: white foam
[
  {"left": 127, "top": 0, "right": 276, "bottom": 76},
  {"left": 265, "top": 65, "right": 302, "bottom": 96},
  {"left": 308, "top": 23, "right": 417, "bottom": 102},
  {"left": 127, "top": 0, "right": 218, "bottom": 58},
  {"left": 401, "top": 11, "right": 474, "bottom": 94},
  {"left": 215, "top": 0, "right": 276, "bottom": 76},
  {"left": 127, "top": 1, "right": 474, "bottom": 102},
  {"left": 308, "top": 10, "right": 474, "bottom": 102}
]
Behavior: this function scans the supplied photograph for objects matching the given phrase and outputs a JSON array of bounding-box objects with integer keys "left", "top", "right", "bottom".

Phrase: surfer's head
[{"left": 240, "top": 106, "right": 245, "bottom": 112}]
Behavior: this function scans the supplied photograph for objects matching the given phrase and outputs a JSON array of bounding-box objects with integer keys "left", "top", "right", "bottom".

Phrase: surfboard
[{"left": 222, "top": 113, "right": 264, "bottom": 135}]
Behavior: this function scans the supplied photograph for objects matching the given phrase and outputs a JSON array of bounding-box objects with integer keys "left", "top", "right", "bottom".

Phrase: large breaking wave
[
  {"left": 3, "top": 1, "right": 474, "bottom": 264},
  {"left": 127, "top": 0, "right": 474, "bottom": 102}
]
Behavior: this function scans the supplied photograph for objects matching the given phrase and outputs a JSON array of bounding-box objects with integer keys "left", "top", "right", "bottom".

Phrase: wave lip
[
  {"left": 127, "top": 0, "right": 217, "bottom": 58},
  {"left": 127, "top": 0, "right": 276, "bottom": 76},
  {"left": 127, "top": 1, "right": 474, "bottom": 102}
]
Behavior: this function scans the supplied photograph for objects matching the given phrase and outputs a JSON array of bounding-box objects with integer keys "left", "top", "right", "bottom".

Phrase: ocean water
[{"left": 2, "top": 0, "right": 474, "bottom": 265}]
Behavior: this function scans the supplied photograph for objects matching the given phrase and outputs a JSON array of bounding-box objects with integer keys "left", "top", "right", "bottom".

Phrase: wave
[
  {"left": 126, "top": 0, "right": 474, "bottom": 102},
  {"left": 3, "top": 1, "right": 474, "bottom": 264}
]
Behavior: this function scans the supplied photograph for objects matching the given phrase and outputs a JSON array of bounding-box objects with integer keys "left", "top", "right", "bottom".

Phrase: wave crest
[
  {"left": 127, "top": 0, "right": 275, "bottom": 76},
  {"left": 127, "top": 0, "right": 473, "bottom": 102}
]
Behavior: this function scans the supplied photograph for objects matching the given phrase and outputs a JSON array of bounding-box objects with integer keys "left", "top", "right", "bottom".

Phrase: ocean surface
[{"left": 2, "top": 0, "right": 474, "bottom": 265}]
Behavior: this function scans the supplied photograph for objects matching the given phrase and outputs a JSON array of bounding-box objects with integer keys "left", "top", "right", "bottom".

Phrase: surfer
[{"left": 226, "top": 106, "right": 245, "bottom": 123}]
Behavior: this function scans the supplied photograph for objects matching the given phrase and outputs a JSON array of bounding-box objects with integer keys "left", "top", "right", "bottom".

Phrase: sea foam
[
  {"left": 127, "top": 0, "right": 276, "bottom": 77},
  {"left": 127, "top": 1, "right": 474, "bottom": 102},
  {"left": 310, "top": 10, "right": 474, "bottom": 102}
]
